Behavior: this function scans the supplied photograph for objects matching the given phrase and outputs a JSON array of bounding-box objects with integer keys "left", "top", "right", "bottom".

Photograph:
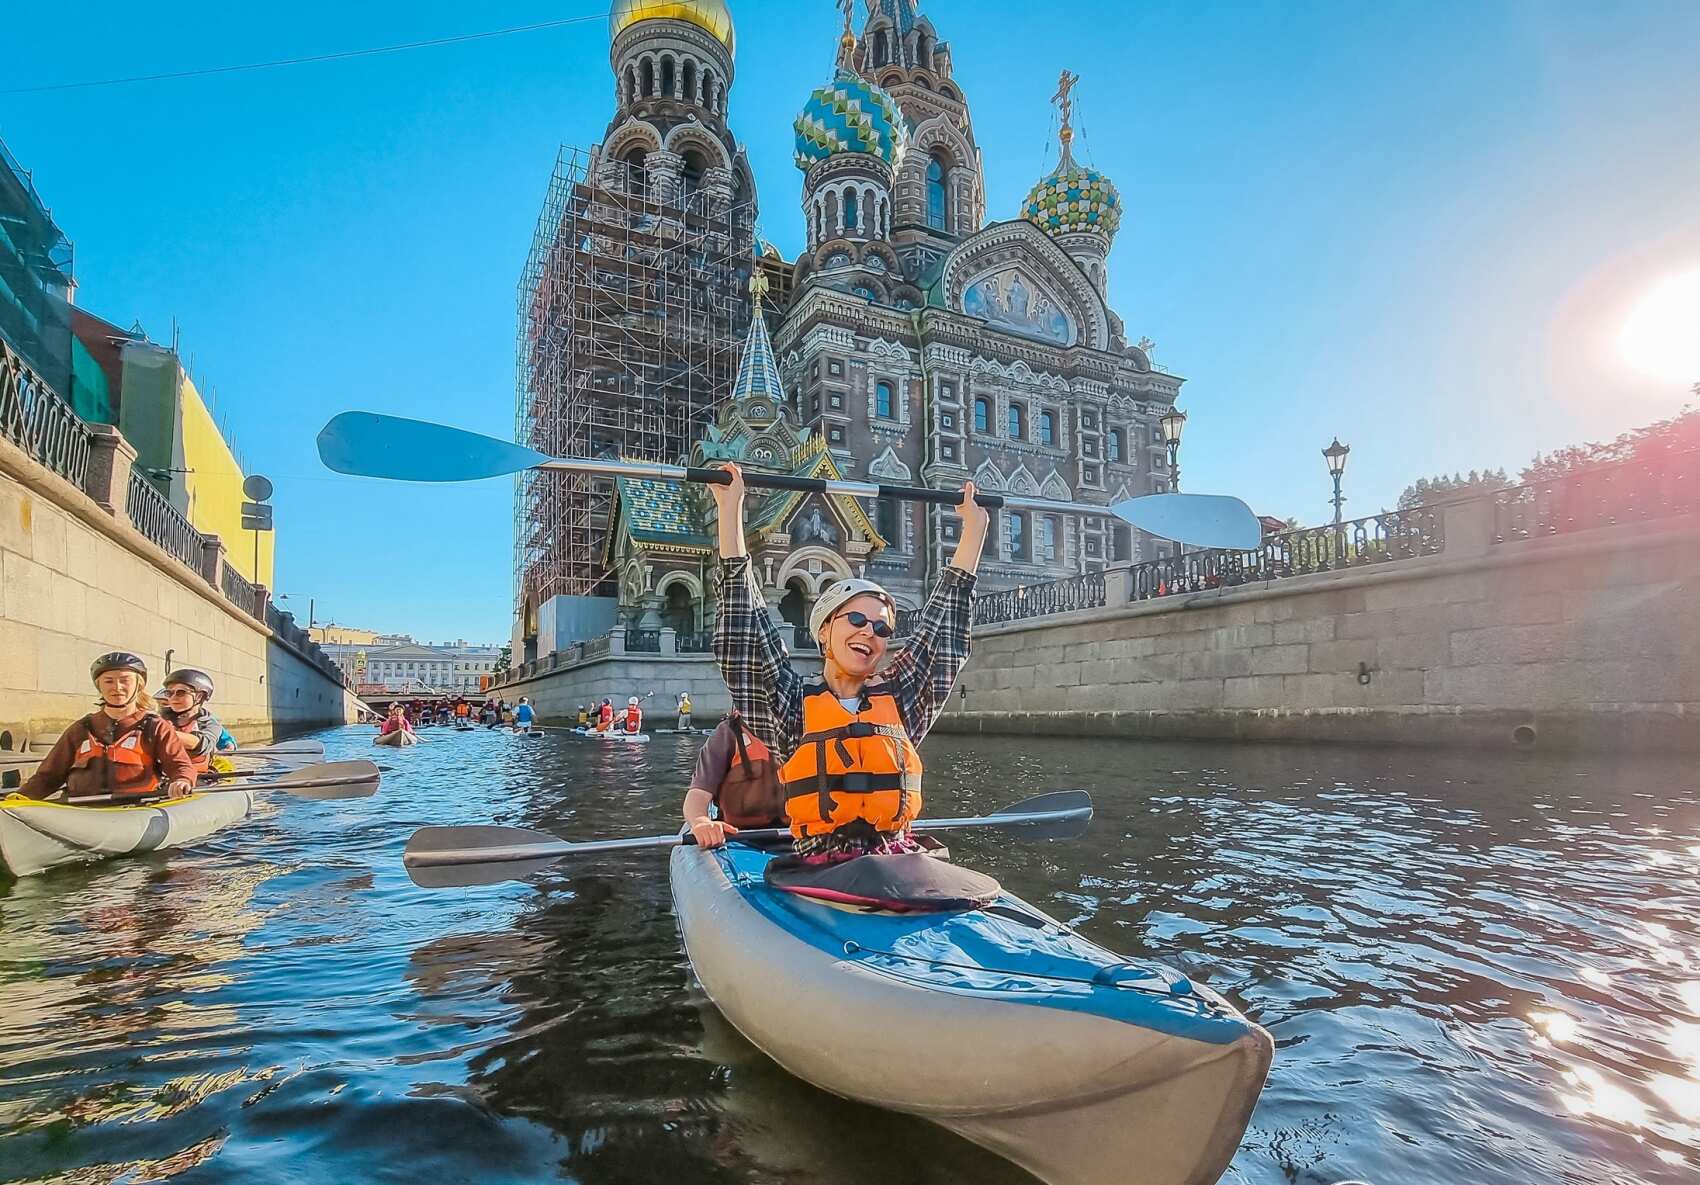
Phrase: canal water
[{"left": 2, "top": 725, "right": 1697, "bottom": 1185}]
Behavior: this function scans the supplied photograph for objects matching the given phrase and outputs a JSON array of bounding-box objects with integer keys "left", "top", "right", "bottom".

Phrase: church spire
[
  {"left": 731, "top": 270, "right": 784, "bottom": 406},
  {"left": 1052, "top": 69, "right": 1080, "bottom": 171}
]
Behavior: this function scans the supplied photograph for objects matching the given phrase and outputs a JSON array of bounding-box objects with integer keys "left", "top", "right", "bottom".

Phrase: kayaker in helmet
[
  {"left": 514, "top": 697, "right": 536, "bottom": 734},
  {"left": 676, "top": 691, "right": 692, "bottom": 731},
  {"left": 708, "top": 463, "right": 988, "bottom": 858},
  {"left": 682, "top": 709, "right": 783, "bottom": 847},
  {"left": 155, "top": 668, "right": 229, "bottom": 778},
  {"left": 623, "top": 696, "right": 643, "bottom": 734},
  {"left": 20, "top": 652, "right": 197, "bottom": 803}
]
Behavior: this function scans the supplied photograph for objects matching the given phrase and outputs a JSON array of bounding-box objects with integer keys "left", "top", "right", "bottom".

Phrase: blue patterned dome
[
  {"left": 794, "top": 71, "right": 907, "bottom": 172},
  {"left": 1022, "top": 153, "right": 1122, "bottom": 240}
]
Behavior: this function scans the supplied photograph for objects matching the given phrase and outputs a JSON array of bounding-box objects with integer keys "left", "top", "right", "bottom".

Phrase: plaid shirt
[{"left": 712, "top": 556, "right": 976, "bottom": 767}]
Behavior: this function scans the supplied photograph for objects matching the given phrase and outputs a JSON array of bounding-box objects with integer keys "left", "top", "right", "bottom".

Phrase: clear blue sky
[{"left": 6, "top": 1, "right": 1698, "bottom": 643}]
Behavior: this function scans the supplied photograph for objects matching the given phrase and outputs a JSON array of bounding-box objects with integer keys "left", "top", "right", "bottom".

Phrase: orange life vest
[
  {"left": 717, "top": 715, "right": 785, "bottom": 829},
  {"left": 624, "top": 706, "right": 641, "bottom": 732},
  {"left": 779, "top": 684, "right": 922, "bottom": 841},
  {"left": 599, "top": 704, "right": 614, "bottom": 726},
  {"left": 69, "top": 714, "right": 164, "bottom": 800}
]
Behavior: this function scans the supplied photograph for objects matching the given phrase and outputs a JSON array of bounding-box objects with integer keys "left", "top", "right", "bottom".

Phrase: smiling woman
[{"left": 1619, "top": 269, "right": 1700, "bottom": 385}]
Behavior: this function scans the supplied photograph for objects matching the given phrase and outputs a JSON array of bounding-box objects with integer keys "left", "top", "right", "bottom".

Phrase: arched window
[
  {"left": 625, "top": 65, "right": 638, "bottom": 104},
  {"left": 680, "top": 149, "right": 706, "bottom": 194},
  {"left": 1108, "top": 428, "right": 1124, "bottom": 463},
  {"left": 702, "top": 68, "right": 716, "bottom": 111},
  {"left": 1038, "top": 516, "right": 1057, "bottom": 563},
  {"left": 1040, "top": 410, "right": 1056, "bottom": 447},
  {"left": 876, "top": 381, "right": 893, "bottom": 418},
  {"left": 873, "top": 30, "right": 890, "bottom": 66},
  {"left": 864, "top": 187, "right": 877, "bottom": 236},
  {"left": 1009, "top": 512, "right": 1027, "bottom": 559},
  {"left": 926, "top": 155, "right": 948, "bottom": 231},
  {"left": 682, "top": 59, "right": 698, "bottom": 104},
  {"left": 624, "top": 148, "right": 648, "bottom": 196},
  {"left": 844, "top": 189, "right": 859, "bottom": 234},
  {"left": 661, "top": 57, "right": 676, "bottom": 98},
  {"left": 640, "top": 58, "right": 655, "bottom": 98},
  {"left": 917, "top": 33, "right": 934, "bottom": 69},
  {"left": 1008, "top": 402, "right": 1025, "bottom": 440},
  {"left": 973, "top": 397, "right": 990, "bottom": 434}
]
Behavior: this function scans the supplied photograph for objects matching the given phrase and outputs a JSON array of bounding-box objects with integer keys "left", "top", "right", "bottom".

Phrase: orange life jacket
[
  {"left": 599, "top": 704, "right": 614, "bottom": 726},
  {"left": 779, "top": 684, "right": 922, "bottom": 841},
  {"left": 624, "top": 706, "right": 641, "bottom": 732},
  {"left": 717, "top": 715, "right": 785, "bottom": 829},
  {"left": 68, "top": 714, "right": 165, "bottom": 801}
]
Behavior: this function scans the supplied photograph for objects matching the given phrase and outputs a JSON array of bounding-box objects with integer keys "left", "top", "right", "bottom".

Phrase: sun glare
[{"left": 1619, "top": 270, "right": 1700, "bottom": 385}]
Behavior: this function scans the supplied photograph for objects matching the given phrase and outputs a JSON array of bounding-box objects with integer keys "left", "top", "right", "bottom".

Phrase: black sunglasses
[{"left": 836, "top": 610, "right": 893, "bottom": 638}]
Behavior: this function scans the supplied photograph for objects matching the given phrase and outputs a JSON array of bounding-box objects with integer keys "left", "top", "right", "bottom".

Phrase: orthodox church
[{"left": 584, "top": 0, "right": 1182, "bottom": 643}]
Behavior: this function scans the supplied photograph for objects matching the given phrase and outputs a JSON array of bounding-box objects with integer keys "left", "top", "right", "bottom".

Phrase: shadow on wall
[{"left": 265, "top": 643, "right": 348, "bottom": 742}]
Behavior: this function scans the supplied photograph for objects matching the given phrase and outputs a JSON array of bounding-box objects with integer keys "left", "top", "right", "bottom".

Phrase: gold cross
[{"left": 1053, "top": 70, "right": 1080, "bottom": 135}]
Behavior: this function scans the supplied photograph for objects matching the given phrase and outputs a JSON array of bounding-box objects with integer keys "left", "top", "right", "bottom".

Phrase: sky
[{"left": 6, "top": 0, "right": 1699, "bottom": 644}]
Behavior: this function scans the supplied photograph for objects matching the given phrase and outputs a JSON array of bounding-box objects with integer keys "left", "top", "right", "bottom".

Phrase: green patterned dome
[
  {"left": 1022, "top": 158, "right": 1122, "bottom": 240},
  {"left": 795, "top": 70, "right": 907, "bottom": 172}
]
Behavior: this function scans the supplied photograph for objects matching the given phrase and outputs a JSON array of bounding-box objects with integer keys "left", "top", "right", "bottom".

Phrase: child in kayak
[
  {"left": 596, "top": 698, "right": 615, "bottom": 732},
  {"left": 20, "top": 652, "right": 197, "bottom": 803},
  {"left": 709, "top": 463, "right": 988, "bottom": 859},
  {"left": 576, "top": 704, "right": 590, "bottom": 728},
  {"left": 676, "top": 691, "right": 692, "bottom": 731},
  {"left": 682, "top": 711, "right": 784, "bottom": 847},
  {"left": 155, "top": 668, "right": 229, "bottom": 778}
]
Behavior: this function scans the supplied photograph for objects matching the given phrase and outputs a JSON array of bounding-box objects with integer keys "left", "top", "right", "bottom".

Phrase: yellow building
[
  {"left": 119, "top": 340, "right": 275, "bottom": 585},
  {"left": 309, "top": 624, "right": 392, "bottom": 646}
]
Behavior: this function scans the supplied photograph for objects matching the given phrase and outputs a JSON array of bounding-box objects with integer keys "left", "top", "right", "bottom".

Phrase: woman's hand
[
  {"left": 689, "top": 817, "right": 740, "bottom": 849},
  {"left": 165, "top": 780, "right": 193, "bottom": 799},
  {"left": 712, "top": 462, "right": 748, "bottom": 559},
  {"left": 951, "top": 479, "right": 990, "bottom": 573}
]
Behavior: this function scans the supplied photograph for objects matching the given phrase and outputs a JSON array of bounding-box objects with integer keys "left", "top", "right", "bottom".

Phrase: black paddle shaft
[{"left": 683, "top": 467, "right": 1006, "bottom": 510}]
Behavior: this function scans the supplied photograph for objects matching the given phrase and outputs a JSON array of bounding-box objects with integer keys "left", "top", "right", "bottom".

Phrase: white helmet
[
  {"left": 628, "top": 696, "right": 639, "bottom": 706},
  {"left": 809, "top": 577, "right": 897, "bottom": 642}
]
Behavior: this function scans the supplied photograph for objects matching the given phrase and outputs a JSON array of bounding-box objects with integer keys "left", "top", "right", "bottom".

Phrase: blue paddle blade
[
  {"left": 317, "top": 412, "right": 554, "bottom": 482},
  {"left": 1109, "top": 493, "right": 1264, "bottom": 551}
]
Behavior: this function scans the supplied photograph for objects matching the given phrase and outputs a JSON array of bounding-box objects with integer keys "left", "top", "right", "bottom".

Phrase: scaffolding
[{"left": 515, "top": 146, "right": 754, "bottom": 619}]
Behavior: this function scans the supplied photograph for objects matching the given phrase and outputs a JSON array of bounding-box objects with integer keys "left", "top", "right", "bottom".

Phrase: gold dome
[{"left": 609, "top": 0, "right": 735, "bottom": 54}]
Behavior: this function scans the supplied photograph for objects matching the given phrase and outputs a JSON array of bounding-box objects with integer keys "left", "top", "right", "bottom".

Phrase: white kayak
[
  {"left": 671, "top": 843, "right": 1272, "bottom": 1185},
  {"left": 0, "top": 790, "right": 256, "bottom": 878},
  {"left": 374, "top": 730, "right": 420, "bottom": 748},
  {"left": 573, "top": 728, "right": 650, "bottom": 744}
]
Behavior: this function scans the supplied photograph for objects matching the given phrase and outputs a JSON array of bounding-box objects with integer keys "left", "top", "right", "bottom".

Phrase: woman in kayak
[
  {"left": 155, "top": 668, "right": 235, "bottom": 777},
  {"left": 379, "top": 704, "right": 414, "bottom": 738},
  {"left": 20, "top": 652, "right": 197, "bottom": 803},
  {"left": 682, "top": 709, "right": 783, "bottom": 847},
  {"left": 709, "top": 463, "right": 988, "bottom": 859}
]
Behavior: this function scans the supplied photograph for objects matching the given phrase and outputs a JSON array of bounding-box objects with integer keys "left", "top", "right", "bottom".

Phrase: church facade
[{"left": 549, "top": 0, "right": 1183, "bottom": 642}]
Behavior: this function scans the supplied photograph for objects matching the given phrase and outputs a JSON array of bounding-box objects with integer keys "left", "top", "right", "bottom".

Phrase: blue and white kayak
[{"left": 670, "top": 842, "right": 1272, "bottom": 1185}]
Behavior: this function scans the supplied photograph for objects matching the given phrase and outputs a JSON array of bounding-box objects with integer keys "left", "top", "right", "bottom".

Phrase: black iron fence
[
  {"left": 1, "top": 337, "right": 91, "bottom": 487},
  {"left": 1493, "top": 448, "right": 1697, "bottom": 543},
  {"left": 126, "top": 471, "right": 204, "bottom": 572},
  {"left": 675, "top": 630, "right": 714, "bottom": 653},
  {"left": 1129, "top": 508, "right": 1445, "bottom": 601},
  {"left": 972, "top": 570, "right": 1106, "bottom": 627},
  {"left": 626, "top": 628, "right": 662, "bottom": 653},
  {"left": 220, "top": 561, "right": 257, "bottom": 611}
]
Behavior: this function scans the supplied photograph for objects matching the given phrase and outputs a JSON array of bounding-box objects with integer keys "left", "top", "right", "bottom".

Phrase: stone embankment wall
[
  {"left": 940, "top": 505, "right": 1698, "bottom": 753},
  {"left": 1, "top": 433, "right": 363, "bottom": 748}
]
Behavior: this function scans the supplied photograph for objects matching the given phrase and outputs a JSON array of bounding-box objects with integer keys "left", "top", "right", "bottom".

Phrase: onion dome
[
  {"left": 609, "top": 0, "right": 735, "bottom": 54},
  {"left": 1022, "top": 145, "right": 1121, "bottom": 240},
  {"left": 794, "top": 71, "right": 907, "bottom": 172}
]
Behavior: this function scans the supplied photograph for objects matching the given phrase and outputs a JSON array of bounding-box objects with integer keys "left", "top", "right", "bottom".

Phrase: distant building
[
  {"left": 309, "top": 624, "right": 412, "bottom": 647},
  {"left": 323, "top": 640, "right": 503, "bottom": 695}
]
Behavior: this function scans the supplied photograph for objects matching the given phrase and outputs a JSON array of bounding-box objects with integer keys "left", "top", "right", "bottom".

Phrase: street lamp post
[
  {"left": 277, "top": 594, "right": 316, "bottom": 631},
  {"left": 1323, "top": 438, "right": 1351, "bottom": 526},
  {"left": 1159, "top": 408, "right": 1187, "bottom": 493}
]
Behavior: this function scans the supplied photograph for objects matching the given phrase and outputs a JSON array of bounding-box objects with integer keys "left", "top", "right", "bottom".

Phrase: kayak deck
[{"left": 0, "top": 791, "right": 256, "bottom": 878}]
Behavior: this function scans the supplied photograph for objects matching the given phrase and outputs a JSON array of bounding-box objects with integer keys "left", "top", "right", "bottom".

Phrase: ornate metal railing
[
  {"left": 583, "top": 635, "right": 611, "bottom": 660},
  {"left": 1129, "top": 508, "right": 1444, "bottom": 601},
  {"left": 1493, "top": 448, "right": 1697, "bottom": 543},
  {"left": 0, "top": 339, "right": 92, "bottom": 487},
  {"left": 126, "top": 471, "right": 204, "bottom": 571},
  {"left": 626, "top": 628, "right": 662, "bottom": 653},
  {"left": 675, "top": 630, "right": 714, "bottom": 653},
  {"left": 220, "top": 561, "right": 257, "bottom": 610},
  {"left": 973, "top": 570, "right": 1106, "bottom": 627}
]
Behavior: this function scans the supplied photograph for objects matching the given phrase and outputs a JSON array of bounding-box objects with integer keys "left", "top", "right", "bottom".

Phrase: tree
[
  {"left": 494, "top": 643, "right": 511, "bottom": 674},
  {"left": 1397, "top": 469, "right": 1511, "bottom": 511},
  {"left": 1522, "top": 405, "right": 1698, "bottom": 482}
]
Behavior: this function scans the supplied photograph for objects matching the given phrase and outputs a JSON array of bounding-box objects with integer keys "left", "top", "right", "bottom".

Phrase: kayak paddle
[
  {"left": 318, "top": 412, "right": 1263, "bottom": 551},
  {"left": 0, "top": 739, "right": 328, "bottom": 770},
  {"left": 402, "top": 790, "right": 1093, "bottom": 889},
  {"left": 211, "top": 760, "right": 382, "bottom": 800}
]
